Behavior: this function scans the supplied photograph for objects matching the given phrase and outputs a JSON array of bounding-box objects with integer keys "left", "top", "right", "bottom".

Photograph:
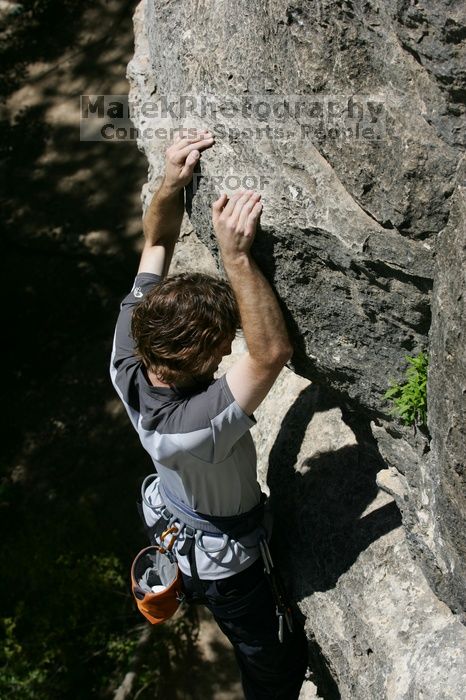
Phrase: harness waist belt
[{"left": 158, "top": 482, "right": 267, "bottom": 539}]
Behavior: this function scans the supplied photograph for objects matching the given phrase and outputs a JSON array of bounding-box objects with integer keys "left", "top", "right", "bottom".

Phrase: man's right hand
[{"left": 212, "top": 190, "right": 263, "bottom": 260}]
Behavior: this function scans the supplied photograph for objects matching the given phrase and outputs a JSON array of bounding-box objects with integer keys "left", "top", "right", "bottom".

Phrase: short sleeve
[
  {"left": 170, "top": 374, "right": 257, "bottom": 464},
  {"left": 111, "top": 272, "right": 162, "bottom": 370},
  {"left": 110, "top": 273, "right": 162, "bottom": 418}
]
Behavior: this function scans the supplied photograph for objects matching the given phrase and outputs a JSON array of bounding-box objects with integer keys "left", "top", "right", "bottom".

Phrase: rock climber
[{"left": 110, "top": 127, "right": 308, "bottom": 699}]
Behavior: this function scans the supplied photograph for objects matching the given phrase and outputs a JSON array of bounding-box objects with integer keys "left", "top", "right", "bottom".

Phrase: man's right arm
[{"left": 212, "top": 191, "right": 293, "bottom": 416}]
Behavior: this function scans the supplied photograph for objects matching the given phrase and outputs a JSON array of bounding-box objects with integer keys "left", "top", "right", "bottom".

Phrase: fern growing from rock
[{"left": 384, "top": 352, "right": 428, "bottom": 430}]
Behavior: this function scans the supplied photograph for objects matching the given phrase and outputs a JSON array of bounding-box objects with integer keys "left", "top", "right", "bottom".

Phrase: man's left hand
[{"left": 163, "top": 128, "right": 215, "bottom": 193}]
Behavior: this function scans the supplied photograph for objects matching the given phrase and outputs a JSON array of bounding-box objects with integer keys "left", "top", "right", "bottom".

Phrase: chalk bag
[{"left": 131, "top": 545, "right": 184, "bottom": 625}]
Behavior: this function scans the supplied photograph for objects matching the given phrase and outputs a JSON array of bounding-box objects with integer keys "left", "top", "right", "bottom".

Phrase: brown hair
[{"left": 131, "top": 272, "right": 240, "bottom": 386}]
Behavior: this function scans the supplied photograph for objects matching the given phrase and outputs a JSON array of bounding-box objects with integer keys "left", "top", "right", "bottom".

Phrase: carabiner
[
  {"left": 160, "top": 525, "right": 180, "bottom": 552},
  {"left": 259, "top": 537, "right": 274, "bottom": 574}
]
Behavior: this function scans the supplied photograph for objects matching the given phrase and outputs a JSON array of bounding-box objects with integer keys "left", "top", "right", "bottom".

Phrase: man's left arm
[{"left": 138, "top": 129, "right": 214, "bottom": 278}]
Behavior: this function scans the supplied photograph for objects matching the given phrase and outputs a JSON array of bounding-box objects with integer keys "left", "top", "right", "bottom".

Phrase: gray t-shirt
[{"left": 110, "top": 272, "right": 263, "bottom": 580}]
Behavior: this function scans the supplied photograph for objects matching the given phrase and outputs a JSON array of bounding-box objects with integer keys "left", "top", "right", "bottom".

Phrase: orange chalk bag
[{"left": 130, "top": 526, "right": 185, "bottom": 625}]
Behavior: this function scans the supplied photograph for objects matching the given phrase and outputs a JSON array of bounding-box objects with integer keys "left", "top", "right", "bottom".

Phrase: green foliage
[
  {"left": 0, "top": 543, "right": 199, "bottom": 700},
  {"left": 384, "top": 351, "right": 428, "bottom": 429},
  {"left": 0, "top": 552, "right": 128, "bottom": 699}
]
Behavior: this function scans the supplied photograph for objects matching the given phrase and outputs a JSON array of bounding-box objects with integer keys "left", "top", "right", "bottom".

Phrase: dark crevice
[
  {"left": 307, "top": 637, "right": 341, "bottom": 699},
  {"left": 347, "top": 259, "right": 430, "bottom": 296},
  {"left": 360, "top": 260, "right": 433, "bottom": 293},
  {"left": 400, "top": 336, "right": 416, "bottom": 352},
  {"left": 357, "top": 201, "right": 396, "bottom": 230},
  {"left": 444, "top": 19, "right": 466, "bottom": 44},
  {"left": 361, "top": 182, "right": 373, "bottom": 196},
  {"left": 400, "top": 40, "right": 423, "bottom": 66}
]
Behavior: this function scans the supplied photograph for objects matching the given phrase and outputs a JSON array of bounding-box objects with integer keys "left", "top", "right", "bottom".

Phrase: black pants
[{"left": 181, "top": 557, "right": 308, "bottom": 700}]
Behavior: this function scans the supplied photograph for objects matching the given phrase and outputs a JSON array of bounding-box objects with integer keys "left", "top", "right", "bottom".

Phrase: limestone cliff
[{"left": 128, "top": 1, "right": 466, "bottom": 696}]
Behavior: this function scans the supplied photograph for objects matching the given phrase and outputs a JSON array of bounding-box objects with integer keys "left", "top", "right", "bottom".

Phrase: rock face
[
  {"left": 133, "top": 0, "right": 466, "bottom": 416},
  {"left": 372, "top": 160, "right": 466, "bottom": 620},
  {"left": 128, "top": 1, "right": 466, "bottom": 696},
  {"left": 422, "top": 166, "right": 466, "bottom": 613},
  {"left": 240, "top": 343, "right": 466, "bottom": 699}
]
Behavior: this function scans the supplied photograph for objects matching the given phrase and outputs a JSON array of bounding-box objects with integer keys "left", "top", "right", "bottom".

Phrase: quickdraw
[{"left": 259, "top": 534, "right": 294, "bottom": 642}]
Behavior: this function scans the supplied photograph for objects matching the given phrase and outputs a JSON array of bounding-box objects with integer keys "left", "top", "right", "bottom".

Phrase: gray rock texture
[
  {"left": 253, "top": 373, "right": 466, "bottom": 700},
  {"left": 373, "top": 157, "right": 466, "bottom": 619},
  {"left": 128, "top": 0, "right": 466, "bottom": 696},
  {"left": 422, "top": 161, "right": 466, "bottom": 614}
]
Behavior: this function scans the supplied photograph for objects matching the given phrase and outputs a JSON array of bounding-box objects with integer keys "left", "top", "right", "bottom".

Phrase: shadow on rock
[
  {"left": 266, "top": 384, "right": 401, "bottom": 698},
  {"left": 267, "top": 383, "right": 401, "bottom": 596}
]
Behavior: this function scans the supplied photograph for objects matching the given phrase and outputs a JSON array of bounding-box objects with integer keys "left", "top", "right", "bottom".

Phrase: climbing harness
[{"left": 134, "top": 473, "right": 294, "bottom": 641}]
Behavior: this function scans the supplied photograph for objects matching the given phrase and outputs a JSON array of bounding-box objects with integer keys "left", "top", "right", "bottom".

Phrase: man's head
[{"left": 131, "top": 272, "right": 240, "bottom": 388}]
